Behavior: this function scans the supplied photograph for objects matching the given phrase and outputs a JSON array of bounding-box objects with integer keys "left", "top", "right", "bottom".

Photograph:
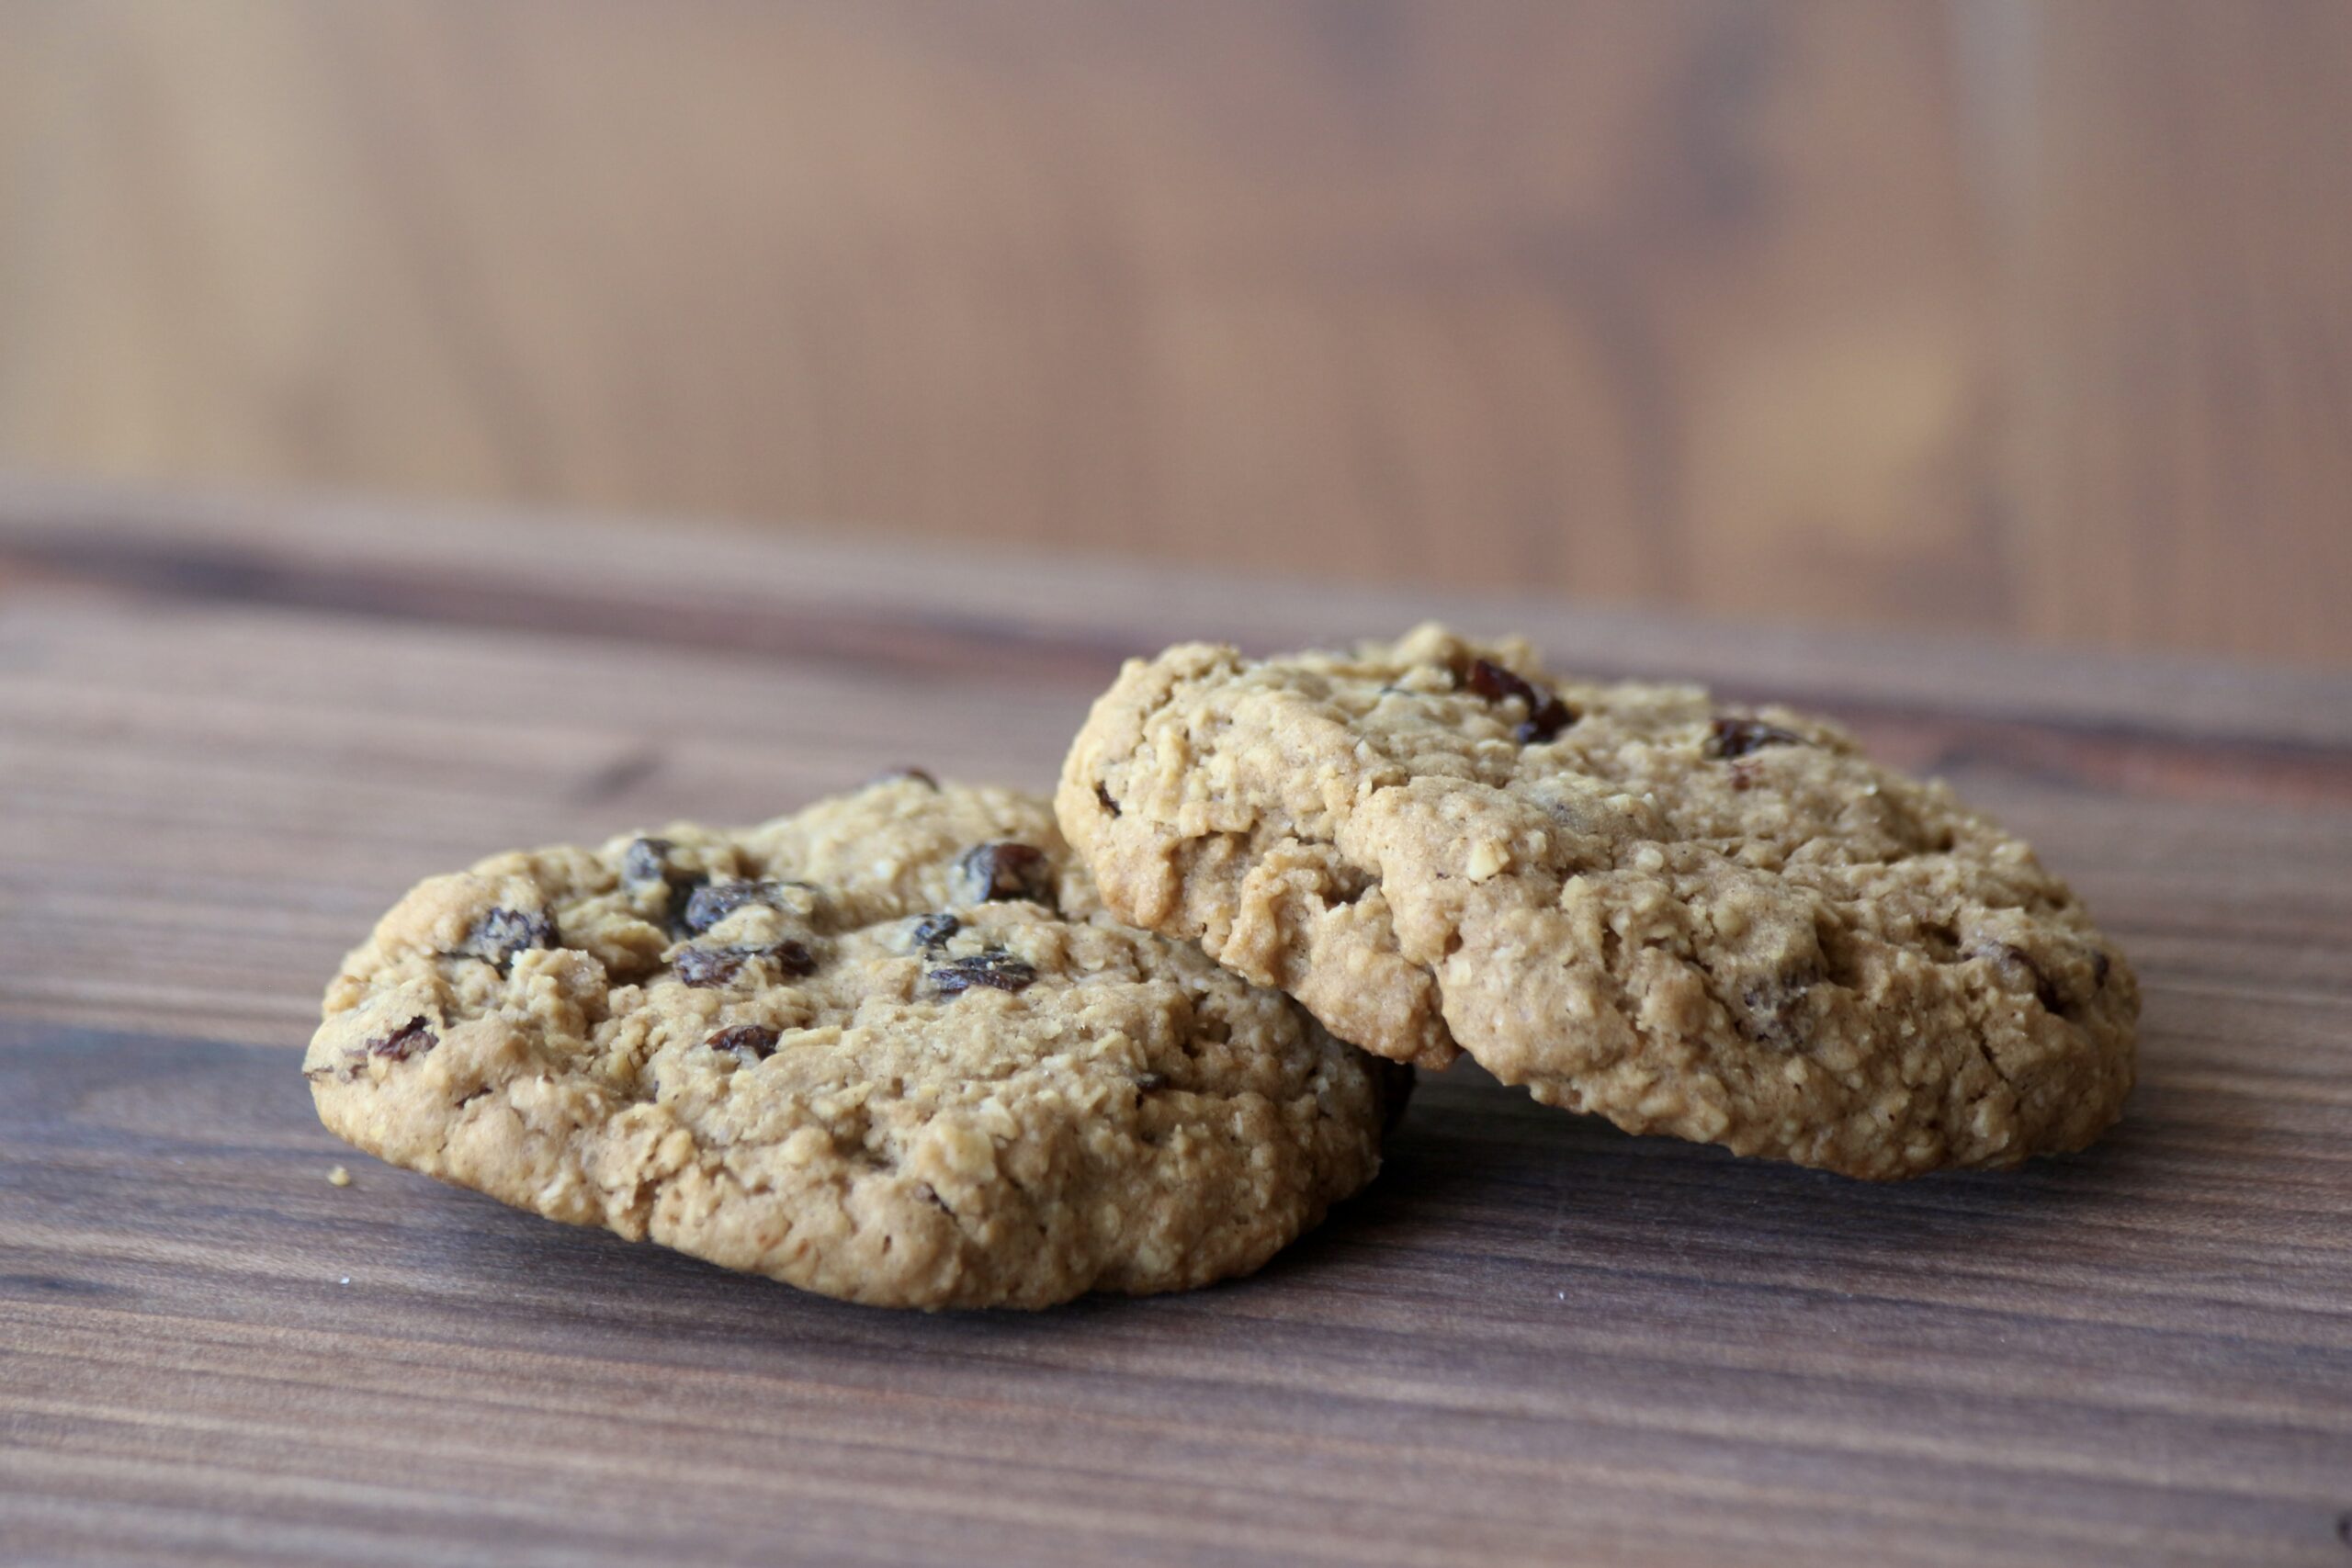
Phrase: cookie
[
  {"left": 1056, "top": 626, "right": 2136, "bottom": 1179},
  {"left": 305, "top": 777, "right": 1407, "bottom": 1309}
]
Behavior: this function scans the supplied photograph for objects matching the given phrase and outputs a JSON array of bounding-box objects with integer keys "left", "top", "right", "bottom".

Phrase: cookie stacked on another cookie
[
  {"left": 306, "top": 777, "right": 1406, "bottom": 1309},
  {"left": 1056, "top": 624, "right": 2137, "bottom": 1180}
]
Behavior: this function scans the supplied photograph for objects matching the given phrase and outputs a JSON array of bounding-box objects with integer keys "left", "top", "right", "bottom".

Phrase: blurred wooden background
[{"left": 1, "top": 1, "right": 2345, "bottom": 664}]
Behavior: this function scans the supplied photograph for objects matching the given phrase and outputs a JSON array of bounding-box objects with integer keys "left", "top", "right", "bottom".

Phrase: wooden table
[
  {"left": 7, "top": 3, "right": 2350, "bottom": 666},
  {"left": 3, "top": 485, "right": 2348, "bottom": 1567}
]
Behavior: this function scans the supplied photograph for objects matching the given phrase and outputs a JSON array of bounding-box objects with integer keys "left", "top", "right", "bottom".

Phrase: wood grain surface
[
  {"left": 2, "top": 2, "right": 2348, "bottom": 665},
  {"left": 2, "top": 483, "right": 2350, "bottom": 1567}
]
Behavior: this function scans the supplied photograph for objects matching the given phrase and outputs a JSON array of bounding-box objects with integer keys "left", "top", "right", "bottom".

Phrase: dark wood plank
[
  {"left": 5, "top": 1021, "right": 2349, "bottom": 1568},
  {"left": 1, "top": 3, "right": 2346, "bottom": 662},
  {"left": 2, "top": 484, "right": 2350, "bottom": 1565},
  {"left": 4, "top": 482, "right": 2348, "bottom": 1050}
]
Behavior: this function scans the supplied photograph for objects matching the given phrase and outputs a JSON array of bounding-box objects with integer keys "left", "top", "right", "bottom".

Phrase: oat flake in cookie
[
  {"left": 305, "top": 778, "right": 1407, "bottom": 1309},
  {"left": 1056, "top": 625, "right": 2137, "bottom": 1179}
]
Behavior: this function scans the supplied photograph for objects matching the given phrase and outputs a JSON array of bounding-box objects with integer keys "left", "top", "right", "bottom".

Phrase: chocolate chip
[
  {"left": 1094, "top": 781, "right": 1121, "bottom": 818},
  {"left": 366, "top": 1017, "right": 437, "bottom": 1061},
  {"left": 2091, "top": 950, "right": 2112, "bottom": 988},
  {"left": 1706, "top": 716, "right": 1808, "bottom": 760},
  {"left": 868, "top": 766, "right": 938, "bottom": 789},
  {"left": 681, "top": 879, "right": 811, "bottom": 935},
  {"left": 956, "top": 842, "right": 1055, "bottom": 907},
  {"left": 910, "top": 912, "right": 961, "bottom": 952},
  {"left": 455, "top": 908, "right": 556, "bottom": 970},
  {"left": 677, "top": 941, "right": 817, "bottom": 988},
  {"left": 1463, "top": 658, "right": 1576, "bottom": 744},
  {"left": 707, "top": 1023, "right": 781, "bottom": 1062},
  {"left": 928, "top": 948, "right": 1037, "bottom": 997}
]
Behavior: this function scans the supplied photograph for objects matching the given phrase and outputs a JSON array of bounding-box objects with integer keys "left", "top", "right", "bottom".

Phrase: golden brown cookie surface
[
  {"left": 306, "top": 778, "right": 1404, "bottom": 1308},
  {"left": 1057, "top": 626, "right": 2135, "bottom": 1179}
]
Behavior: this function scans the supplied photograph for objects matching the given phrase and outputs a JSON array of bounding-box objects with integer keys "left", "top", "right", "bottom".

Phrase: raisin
[
  {"left": 456, "top": 908, "right": 556, "bottom": 970},
  {"left": 675, "top": 947, "right": 739, "bottom": 988},
  {"left": 622, "top": 837, "right": 675, "bottom": 887},
  {"left": 707, "top": 1023, "right": 781, "bottom": 1062},
  {"left": 1094, "top": 781, "right": 1121, "bottom": 818},
  {"left": 910, "top": 912, "right": 961, "bottom": 952},
  {"left": 868, "top": 766, "right": 938, "bottom": 789},
  {"left": 928, "top": 948, "right": 1037, "bottom": 997},
  {"left": 1707, "top": 716, "right": 1808, "bottom": 760},
  {"left": 621, "top": 837, "right": 707, "bottom": 929},
  {"left": 956, "top": 842, "right": 1055, "bottom": 907},
  {"left": 682, "top": 879, "right": 811, "bottom": 935},
  {"left": 1975, "top": 942, "right": 2065, "bottom": 1013},
  {"left": 1734, "top": 969, "right": 1818, "bottom": 1048},
  {"left": 367, "top": 1017, "right": 438, "bottom": 1061},
  {"left": 676, "top": 941, "right": 817, "bottom": 989},
  {"left": 1463, "top": 658, "right": 1576, "bottom": 744}
]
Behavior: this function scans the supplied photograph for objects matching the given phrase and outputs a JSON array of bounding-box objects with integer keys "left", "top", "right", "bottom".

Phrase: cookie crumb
[{"left": 327, "top": 1165, "right": 352, "bottom": 1187}]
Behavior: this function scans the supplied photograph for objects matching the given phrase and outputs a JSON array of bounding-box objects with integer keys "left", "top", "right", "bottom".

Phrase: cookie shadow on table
[
  {"left": 342, "top": 1056, "right": 2171, "bottom": 1335},
  {"left": 1261, "top": 1059, "right": 2168, "bottom": 1293},
  {"left": 8, "top": 1020, "right": 2188, "bottom": 1340}
]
